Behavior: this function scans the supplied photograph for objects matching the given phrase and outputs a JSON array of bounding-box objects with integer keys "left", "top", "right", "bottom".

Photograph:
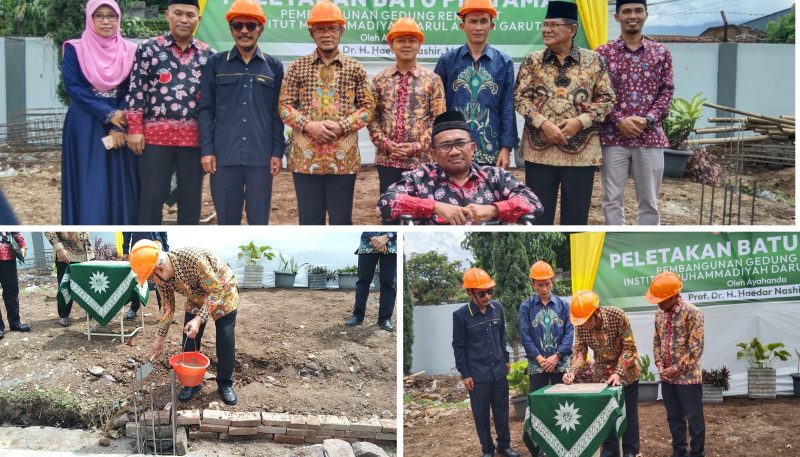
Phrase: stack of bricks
[{"left": 176, "top": 410, "right": 397, "bottom": 446}]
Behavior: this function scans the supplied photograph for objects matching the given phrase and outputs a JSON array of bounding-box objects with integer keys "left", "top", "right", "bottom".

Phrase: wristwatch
[{"left": 645, "top": 115, "right": 655, "bottom": 128}]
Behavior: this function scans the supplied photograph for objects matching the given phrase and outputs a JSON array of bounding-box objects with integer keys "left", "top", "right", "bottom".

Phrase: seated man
[{"left": 377, "top": 111, "right": 542, "bottom": 225}]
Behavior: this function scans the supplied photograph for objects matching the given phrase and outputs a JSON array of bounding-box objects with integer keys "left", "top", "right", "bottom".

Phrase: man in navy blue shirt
[
  {"left": 453, "top": 268, "right": 520, "bottom": 457},
  {"left": 434, "top": 0, "right": 518, "bottom": 168},
  {"left": 198, "top": 0, "right": 285, "bottom": 224}
]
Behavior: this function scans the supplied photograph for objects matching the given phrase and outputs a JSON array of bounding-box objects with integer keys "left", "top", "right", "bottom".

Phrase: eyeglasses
[
  {"left": 92, "top": 13, "right": 119, "bottom": 23},
  {"left": 311, "top": 25, "right": 341, "bottom": 35},
  {"left": 434, "top": 139, "right": 473, "bottom": 153},
  {"left": 475, "top": 289, "right": 493, "bottom": 298},
  {"left": 230, "top": 21, "right": 259, "bottom": 32},
  {"left": 542, "top": 22, "right": 571, "bottom": 30}
]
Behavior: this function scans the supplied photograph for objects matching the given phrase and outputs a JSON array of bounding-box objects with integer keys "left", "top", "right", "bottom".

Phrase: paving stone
[
  {"left": 319, "top": 415, "right": 351, "bottom": 431},
  {"left": 287, "top": 428, "right": 317, "bottom": 437},
  {"left": 228, "top": 426, "right": 259, "bottom": 436},
  {"left": 274, "top": 434, "right": 306, "bottom": 445},
  {"left": 347, "top": 430, "right": 378, "bottom": 439},
  {"left": 202, "top": 409, "right": 231, "bottom": 426},
  {"left": 375, "top": 433, "right": 397, "bottom": 441},
  {"left": 261, "top": 411, "right": 291, "bottom": 427},
  {"left": 230, "top": 411, "right": 261, "bottom": 427},
  {"left": 177, "top": 410, "right": 201, "bottom": 426},
  {"left": 141, "top": 410, "right": 171, "bottom": 426},
  {"left": 198, "top": 423, "right": 228, "bottom": 433},
  {"left": 378, "top": 418, "right": 396, "bottom": 434},
  {"left": 175, "top": 426, "right": 188, "bottom": 455},
  {"left": 258, "top": 425, "right": 287, "bottom": 434},
  {"left": 290, "top": 414, "right": 321, "bottom": 430},
  {"left": 188, "top": 430, "right": 219, "bottom": 440},
  {"left": 348, "top": 417, "right": 382, "bottom": 433}
]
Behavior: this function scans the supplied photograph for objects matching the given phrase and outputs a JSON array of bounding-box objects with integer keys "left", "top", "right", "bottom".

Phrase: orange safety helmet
[
  {"left": 225, "top": 0, "right": 267, "bottom": 24},
  {"left": 129, "top": 239, "right": 161, "bottom": 287},
  {"left": 570, "top": 290, "right": 599, "bottom": 326},
  {"left": 458, "top": 0, "right": 497, "bottom": 19},
  {"left": 645, "top": 271, "right": 683, "bottom": 304},
  {"left": 462, "top": 267, "right": 496, "bottom": 289},
  {"left": 529, "top": 260, "right": 555, "bottom": 281},
  {"left": 307, "top": 0, "right": 346, "bottom": 26},
  {"left": 386, "top": 17, "right": 425, "bottom": 44}
]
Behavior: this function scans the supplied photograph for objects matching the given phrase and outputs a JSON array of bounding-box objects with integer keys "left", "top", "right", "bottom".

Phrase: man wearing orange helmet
[
  {"left": 647, "top": 271, "right": 705, "bottom": 457},
  {"left": 452, "top": 268, "right": 520, "bottom": 457},
  {"left": 279, "top": 0, "right": 375, "bottom": 225},
  {"left": 564, "top": 290, "right": 641, "bottom": 457},
  {"left": 130, "top": 240, "right": 240, "bottom": 405}
]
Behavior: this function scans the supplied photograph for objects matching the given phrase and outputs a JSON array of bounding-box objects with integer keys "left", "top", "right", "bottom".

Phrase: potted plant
[
  {"left": 662, "top": 92, "right": 707, "bottom": 178},
  {"left": 506, "top": 359, "right": 530, "bottom": 420},
  {"left": 237, "top": 241, "right": 274, "bottom": 289},
  {"left": 638, "top": 354, "right": 659, "bottom": 402},
  {"left": 307, "top": 265, "right": 334, "bottom": 290},
  {"left": 701, "top": 366, "right": 730, "bottom": 404},
  {"left": 736, "top": 337, "right": 791, "bottom": 399},
  {"left": 791, "top": 347, "right": 800, "bottom": 396},
  {"left": 337, "top": 265, "right": 359, "bottom": 290},
  {"left": 274, "top": 252, "right": 303, "bottom": 288}
]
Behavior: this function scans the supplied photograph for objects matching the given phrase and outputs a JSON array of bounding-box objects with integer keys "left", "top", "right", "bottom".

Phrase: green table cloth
[
  {"left": 59, "top": 261, "right": 149, "bottom": 327},
  {"left": 523, "top": 384, "right": 627, "bottom": 457}
]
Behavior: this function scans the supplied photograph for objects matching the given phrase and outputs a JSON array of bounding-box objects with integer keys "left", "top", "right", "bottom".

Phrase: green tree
[
  {"left": 406, "top": 251, "right": 462, "bottom": 306},
  {"left": 403, "top": 255, "right": 414, "bottom": 374},
  {"left": 766, "top": 5, "right": 795, "bottom": 43},
  {"left": 0, "top": 0, "right": 51, "bottom": 36}
]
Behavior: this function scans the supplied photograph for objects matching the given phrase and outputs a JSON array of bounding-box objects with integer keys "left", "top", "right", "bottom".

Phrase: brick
[
  {"left": 188, "top": 430, "right": 219, "bottom": 440},
  {"left": 319, "top": 415, "right": 351, "bottom": 431},
  {"left": 218, "top": 433, "right": 239, "bottom": 441},
  {"left": 348, "top": 417, "right": 382, "bottom": 433},
  {"left": 373, "top": 439, "right": 397, "bottom": 447},
  {"left": 332, "top": 430, "right": 347, "bottom": 437},
  {"left": 376, "top": 433, "right": 397, "bottom": 441},
  {"left": 177, "top": 410, "right": 201, "bottom": 426},
  {"left": 202, "top": 409, "right": 232, "bottom": 426},
  {"left": 346, "top": 430, "right": 378, "bottom": 439},
  {"left": 379, "top": 418, "right": 397, "bottom": 434},
  {"left": 256, "top": 433, "right": 274, "bottom": 439},
  {"left": 290, "top": 414, "right": 321, "bottom": 430},
  {"left": 287, "top": 428, "right": 316, "bottom": 437},
  {"left": 305, "top": 436, "right": 328, "bottom": 444},
  {"left": 141, "top": 410, "right": 171, "bottom": 426},
  {"left": 228, "top": 426, "right": 258, "bottom": 436},
  {"left": 261, "top": 412, "right": 291, "bottom": 427},
  {"left": 257, "top": 425, "right": 287, "bottom": 435},
  {"left": 125, "top": 422, "right": 173, "bottom": 438},
  {"left": 230, "top": 411, "right": 261, "bottom": 427},
  {"left": 199, "top": 424, "right": 229, "bottom": 433},
  {"left": 274, "top": 434, "right": 306, "bottom": 444}
]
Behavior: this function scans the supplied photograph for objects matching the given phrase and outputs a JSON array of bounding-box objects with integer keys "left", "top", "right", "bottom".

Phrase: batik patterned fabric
[
  {"left": 155, "top": 247, "right": 239, "bottom": 337},
  {"left": 596, "top": 36, "right": 674, "bottom": 147},
  {"left": 369, "top": 65, "right": 446, "bottom": 169},
  {"left": 519, "top": 294, "right": 574, "bottom": 374},
  {"left": 376, "top": 163, "right": 543, "bottom": 224},
  {"left": 279, "top": 51, "right": 375, "bottom": 175},
  {"left": 0, "top": 232, "right": 25, "bottom": 261},
  {"left": 569, "top": 307, "right": 642, "bottom": 385},
  {"left": 45, "top": 232, "right": 95, "bottom": 263},
  {"left": 126, "top": 34, "right": 214, "bottom": 147},
  {"left": 653, "top": 298, "right": 704, "bottom": 385},
  {"left": 514, "top": 46, "right": 615, "bottom": 167},
  {"left": 355, "top": 232, "right": 397, "bottom": 255}
]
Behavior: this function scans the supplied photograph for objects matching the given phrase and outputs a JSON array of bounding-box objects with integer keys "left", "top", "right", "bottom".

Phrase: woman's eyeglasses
[
  {"left": 92, "top": 13, "right": 119, "bottom": 23},
  {"left": 230, "top": 21, "right": 260, "bottom": 32}
]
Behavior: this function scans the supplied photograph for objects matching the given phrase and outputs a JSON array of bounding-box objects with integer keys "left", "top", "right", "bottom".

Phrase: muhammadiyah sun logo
[{"left": 554, "top": 402, "right": 582, "bottom": 433}]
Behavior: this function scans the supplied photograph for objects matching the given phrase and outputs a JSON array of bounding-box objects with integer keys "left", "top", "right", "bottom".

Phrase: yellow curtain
[
  {"left": 577, "top": 0, "right": 608, "bottom": 49},
  {"left": 569, "top": 232, "right": 606, "bottom": 294},
  {"left": 199, "top": 0, "right": 207, "bottom": 16},
  {"left": 115, "top": 232, "right": 124, "bottom": 257}
]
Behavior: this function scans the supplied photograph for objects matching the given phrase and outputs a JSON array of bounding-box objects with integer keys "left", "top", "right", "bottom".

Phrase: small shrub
[
  {"left": 639, "top": 354, "right": 656, "bottom": 381},
  {"left": 686, "top": 147, "right": 723, "bottom": 185},
  {"left": 702, "top": 366, "right": 731, "bottom": 390}
]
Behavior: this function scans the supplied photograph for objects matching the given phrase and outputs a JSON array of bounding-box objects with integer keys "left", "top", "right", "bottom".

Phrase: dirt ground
[
  {"left": 0, "top": 269, "right": 397, "bottom": 427},
  {"left": 404, "top": 375, "right": 800, "bottom": 457},
  {"left": 0, "top": 153, "right": 794, "bottom": 225}
]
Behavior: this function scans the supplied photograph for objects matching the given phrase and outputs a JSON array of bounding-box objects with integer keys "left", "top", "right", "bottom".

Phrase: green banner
[
  {"left": 197, "top": 0, "right": 589, "bottom": 61},
  {"left": 594, "top": 232, "right": 800, "bottom": 311}
]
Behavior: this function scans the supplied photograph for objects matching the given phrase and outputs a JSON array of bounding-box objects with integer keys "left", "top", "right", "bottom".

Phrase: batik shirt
[
  {"left": 569, "top": 307, "right": 642, "bottom": 385},
  {"left": 377, "top": 163, "right": 543, "bottom": 224},
  {"left": 355, "top": 232, "right": 397, "bottom": 255},
  {"left": 155, "top": 247, "right": 239, "bottom": 337},
  {"left": 518, "top": 294, "right": 574, "bottom": 374},
  {"left": 279, "top": 51, "right": 375, "bottom": 175},
  {"left": 653, "top": 298, "right": 704, "bottom": 385},
  {"left": 0, "top": 232, "right": 25, "bottom": 262},
  {"left": 369, "top": 65, "right": 446, "bottom": 169},
  {"left": 434, "top": 45, "right": 518, "bottom": 164},
  {"left": 45, "top": 232, "right": 95, "bottom": 263},
  {"left": 126, "top": 34, "right": 215, "bottom": 147},
  {"left": 596, "top": 36, "right": 674, "bottom": 148},
  {"left": 514, "top": 46, "right": 615, "bottom": 167}
]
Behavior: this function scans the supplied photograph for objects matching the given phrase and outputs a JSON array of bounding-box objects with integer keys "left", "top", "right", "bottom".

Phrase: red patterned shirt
[
  {"left": 596, "top": 36, "right": 674, "bottom": 148},
  {"left": 653, "top": 298, "right": 704, "bottom": 385},
  {"left": 0, "top": 232, "right": 25, "bottom": 262}
]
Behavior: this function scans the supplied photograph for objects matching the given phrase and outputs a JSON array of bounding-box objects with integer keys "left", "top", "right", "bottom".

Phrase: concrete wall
[
  {"left": 0, "top": 40, "right": 5, "bottom": 125},
  {"left": 665, "top": 43, "right": 719, "bottom": 128},
  {"left": 23, "top": 37, "right": 62, "bottom": 112},
  {"left": 735, "top": 43, "right": 795, "bottom": 118}
]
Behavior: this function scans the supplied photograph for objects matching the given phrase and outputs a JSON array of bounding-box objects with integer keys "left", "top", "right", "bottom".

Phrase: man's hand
[
  {"left": 541, "top": 354, "right": 560, "bottom": 373},
  {"left": 110, "top": 110, "right": 127, "bottom": 129},
  {"left": 270, "top": 157, "right": 282, "bottom": 176},
  {"left": 465, "top": 203, "right": 499, "bottom": 223},
  {"left": 303, "top": 121, "right": 337, "bottom": 143},
  {"left": 541, "top": 120, "right": 568, "bottom": 145},
  {"left": 558, "top": 118, "right": 583, "bottom": 140},
  {"left": 433, "top": 202, "right": 473, "bottom": 225},
  {"left": 495, "top": 148, "right": 511, "bottom": 169},
  {"left": 463, "top": 377, "right": 475, "bottom": 391},
  {"left": 507, "top": 362, "right": 512, "bottom": 374},
  {"left": 20, "top": 247, "right": 27, "bottom": 258},
  {"left": 370, "top": 235, "right": 389, "bottom": 253},
  {"left": 184, "top": 316, "right": 202, "bottom": 339},
  {"left": 151, "top": 336, "right": 165, "bottom": 361},
  {"left": 110, "top": 131, "right": 126, "bottom": 149},
  {"left": 660, "top": 366, "right": 679, "bottom": 380},
  {"left": 56, "top": 248, "right": 68, "bottom": 263},
  {"left": 563, "top": 372, "right": 575, "bottom": 385},
  {"left": 618, "top": 116, "right": 646, "bottom": 138},
  {"left": 322, "top": 120, "right": 344, "bottom": 138},
  {"left": 128, "top": 133, "right": 145, "bottom": 155},
  {"left": 201, "top": 156, "right": 217, "bottom": 174},
  {"left": 606, "top": 373, "right": 622, "bottom": 386}
]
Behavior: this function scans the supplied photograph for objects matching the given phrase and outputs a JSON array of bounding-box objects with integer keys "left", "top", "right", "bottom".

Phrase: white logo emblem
[
  {"left": 554, "top": 401, "right": 582, "bottom": 433},
  {"left": 88, "top": 271, "right": 111, "bottom": 294}
]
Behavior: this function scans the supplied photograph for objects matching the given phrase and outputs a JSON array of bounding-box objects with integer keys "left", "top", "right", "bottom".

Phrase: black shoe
[
  {"left": 178, "top": 384, "right": 202, "bottom": 402},
  {"left": 378, "top": 319, "right": 394, "bottom": 332},
  {"left": 497, "top": 448, "right": 520, "bottom": 457},
  {"left": 58, "top": 317, "right": 70, "bottom": 327},
  {"left": 125, "top": 309, "right": 137, "bottom": 321},
  {"left": 219, "top": 386, "right": 237, "bottom": 405},
  {"left": 600, "top": 450, "right": 618, "bottom": 457},
  {"left": 10, "top": 323, "right": 30, "bottom": 332},
  {"left": 345, "top": 316, "right": 363, "bottom": 326}
]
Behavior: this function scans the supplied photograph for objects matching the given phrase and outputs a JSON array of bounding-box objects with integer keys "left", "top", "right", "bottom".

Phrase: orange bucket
[{"left": 169, "top": 351, "right": 209, "bottom": 387}]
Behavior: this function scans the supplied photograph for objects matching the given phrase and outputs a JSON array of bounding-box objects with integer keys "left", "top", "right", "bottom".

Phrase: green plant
[
  {"left": 237, "top": 241, "right": 274, "bottom": 266},
  {"left": 701, "top": 366, "right": 731, "bottom": 391},
  {"left": 276, "top": 252, "right": 304, "bottom": 273},
  {"left": 686, "top": 147, "right": 723, "bottom": 185},
  {"left": 506, "top": 359, "right": 530, "bottom": 398},
  {"left": 639, "top": 354, "right": 656, "bottom": 381},
  {"left": 765, "top": 5, "right": 795, "bottom": 43},
  {"left": 736, "top": 337, "right": 791, "bottom": 368},
  {"left": 795, "top": 347, "right": 800, "bottom": 373},
  {"left": 308, "top": 265, "right": 335, "bottom": 279},
  {"left": 662, "top": 93, "right": 707, "bottom": 150},
  {"left": 337, "top": 265, "right": 358, "bottom": 274}
]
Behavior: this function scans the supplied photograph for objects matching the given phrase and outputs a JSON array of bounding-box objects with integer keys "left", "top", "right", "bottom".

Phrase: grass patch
[
  {"left": 0, "top": 387, "right": 124, "bottom": 429},
  {"left": 403, "top": 394, "right": 470, "bottom": 410}
]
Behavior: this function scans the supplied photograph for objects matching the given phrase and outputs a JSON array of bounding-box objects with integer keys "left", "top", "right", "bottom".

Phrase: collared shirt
[
  {"left": 653, "top": 298, "right": 704, "bottom": 385},
  {"left": 434, "top": 45, "right": 519, "bottom": 164},
  {"left": 596, "top": 36, "right": 674, "bottom": 148},
  {"left": 126, "top": 34, "right": 215, "bottom": 147},
  {"left": 356, "top": 232, "right": 397, "bottom": 255},
  {"left": 0, "top": 232, "right": 25, "bottom": 262},
  {"left": 45, "top": 232, "right": 95, "bottom": 263},
  {"left": 377, "top": 163, "right": 543, "bottom": 224},
  {"left": 514, "top": 46, "right": 615, "bottom": 167},
  {"left": 369, "top": 64, "right": 446, "bottom": 169},
  {"left": 452, "top": 300, "right": 509, "bottom": 382},
  {"left": 278, "top": 50, "right": 375, "bottom": 175},
  {"left": 569, "top": 307, "right": 642, "bottom": 386},
  {"left": 199, "top": 46, "right": 285, "bottom": 167},
  {"left": 155, "top": 247, "right": 239, "bottom": 337},
  {"left": 518, "top": 294, "right": 574, "bottom": 374},
  {"left": 122, "top": 232, "right": 169, "bottom": 255}
]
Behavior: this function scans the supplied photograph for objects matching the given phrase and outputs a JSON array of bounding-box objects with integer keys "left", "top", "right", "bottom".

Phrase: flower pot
[
  {"left": 747, "top": 367, "right": 776, "bottom": 399},
  {"left": 638, "top": 380, "right": 659, "bottom": 402},
  {"left": 274, "top": 271, "right": 296, "bottom": 288},
  {"left": 308, "top": 273, "right": 328, "bottom": 290},
  {"left": 791, "top": 373, "right": 800, "bottom": 396},
  {"left": 241, "top": 265, "right": 263, "bottom": 289},
  {"left": 663, "top": 148, "right": 693, "bottom": 178},
  {"left": 702, "top": 384, "right": 723, "bottom": 404},
  {"left": 510, "top": 395, "right": 528, "bottom": 421},
  {"left": 337, "top": 272, "right": 358, "bottom": 290}
]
